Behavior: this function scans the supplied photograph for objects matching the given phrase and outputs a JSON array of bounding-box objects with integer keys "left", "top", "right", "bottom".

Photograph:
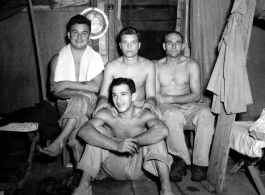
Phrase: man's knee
[
  {"left": 70, "top": 94, "right": 89, "bottom": 104},
  {"left": 163, "top": 107, "right": 184, "bottom": 122},
  {"left": 198, "top": 107, "right": 215, "bottom": 123}
]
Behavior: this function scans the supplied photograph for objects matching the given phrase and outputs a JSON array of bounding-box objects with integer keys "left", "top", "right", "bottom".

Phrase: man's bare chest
[
  {"left": 160, "top": 68, "right": 189, "bottom": 86},
  {"left": 108, "top": 118, "right": 145, "bottom": 138},
  {"left": 113, "top": 68, "right": 147, "bottom": 85}
]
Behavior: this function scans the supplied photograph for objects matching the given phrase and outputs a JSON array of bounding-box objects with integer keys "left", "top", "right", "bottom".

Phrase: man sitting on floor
[{"left": 73, "top": 78, "right": 175, "bottom": 195}]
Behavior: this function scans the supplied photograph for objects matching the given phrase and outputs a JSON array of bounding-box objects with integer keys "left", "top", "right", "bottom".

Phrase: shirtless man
[
  {"left": 93, "top": 26, "right": 157, "bottom": 116},
  {"left": 155, "top": 31, "right": 215, "bottom": 182},
  {"left": 73, "top": 78, "right": 175, "bottom": 195},
  {"left": 40, "top": 15, "right": 104, "bottom": 167}
]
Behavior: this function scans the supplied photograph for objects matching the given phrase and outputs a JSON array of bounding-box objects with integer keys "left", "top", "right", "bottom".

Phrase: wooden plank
[
  {"left": 0, "top": 21, "right": 10, "bottom": 113},
  {"left": 248, "top": 165, "right": 265, "bottom": 195},
  {"left": 28, "top": 0, "right": 90, "bottom": 9},
  {"left": 175, "top": 0, "right": 182, "bottom": 31},
  {"left": 91, "top": 0, "right": 100, "bottom": 52},
  {"left": 121, "top": 6, "right": 177, "bottom": 21},
  {"left": 122, "top": 0, "right": 178, "bottom": 5},
  {"left": 98, "top": 0, "right": 108, "bottom": 64},
  {"left": 114, "top": 0, "right": 123, "bottom": 58},
  {"left": 28, "top": 0, "right": 47, "bottom": 101},
  {"left": 2, "top": 12, "right": 40, "bottom": 112},
  {"left": 243, "top": 0, "right": 256, "bottom": 52},
  {"left": 121, "top": 20, "right": 176, "bottom": 31},
  {"left": 206, "top": 1, "right": 257, "bottom": 193},
  {"left": 183, "top": 0, "right": 191, "bottom": 57},
  {"left": 108, "top": 0, "right": 115, "bottom": 61},
  {"left": 23, "top": 5, "right": 91, "bottom": 12},
  {"left": 206, "top": 105, "right": 236, "bottom": 194}
]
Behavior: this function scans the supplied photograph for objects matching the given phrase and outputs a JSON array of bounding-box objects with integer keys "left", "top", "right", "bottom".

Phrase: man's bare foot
[
  {"left": 39, "top": 141, "right": 62, "bottom": 157},
  {"left": 72, "top": 185, "right": 92, "bottom": 195}
]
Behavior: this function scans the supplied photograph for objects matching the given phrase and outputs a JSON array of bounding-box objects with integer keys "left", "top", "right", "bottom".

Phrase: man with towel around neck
[{"left": 40, "top": 15, "right": 104, "bottom": 168}]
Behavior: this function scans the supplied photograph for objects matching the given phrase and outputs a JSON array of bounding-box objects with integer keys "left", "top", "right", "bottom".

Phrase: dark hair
[
  {"left": 67, "top": 15, "right": 91, "bottom": 34},
  {"left": 164, "top": 31, "right": 183, "bottom": 43},
  {"left": 109, "top": 78, "right": 136, "bottom": 95},
  {"left": 118, "top": 26, "right": 141, "bottom": 42}
]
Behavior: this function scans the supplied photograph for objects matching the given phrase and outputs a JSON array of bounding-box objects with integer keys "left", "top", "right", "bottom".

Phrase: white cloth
[
  {"left": 250, "top": 109, "right": 265, "bottom": 134},
  {"left": 54, "top": 44, "right": 104, "bottom": 82},
  {"left": 0, "top": 122, "right": 38, "bottom": 132},
  {"left": 230, "top": 121, "right": 265, "bottom": 158},
  {"left": 248, "top": 109, "right": 265, "bottom": 141}
]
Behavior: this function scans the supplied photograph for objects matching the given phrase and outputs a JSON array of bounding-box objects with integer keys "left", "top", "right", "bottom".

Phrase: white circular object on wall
[{"left": 81, "top": 7, "right": 109, "bottom": 40}]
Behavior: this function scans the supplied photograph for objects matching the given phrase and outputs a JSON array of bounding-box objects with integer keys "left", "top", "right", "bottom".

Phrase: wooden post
[
  {"left": 175, "top": 0, "right": 182, "bottom": 32},
  {"left": 91, "top": 0, "right": 100, "bottom": 52},
  {"left": 114, "top": 0, "right": 123, "bottom": 58},
  {"left": 108, "top": 0, "right": 115, "bottom": 61},
  {"left": 183, "top": 0, "right": 190, "bottom": 57},
  {"left": 206, "top": 0, "right": 256, "bottom": 193},
  {"left": 97, "top": 0, "right": 109, "bottom": 64},
  {"left": 206, "top": 105, "right": 236, "bottom": 193},
  {"left": 27, "top": 0, "right": 47, "bottom": 101}
]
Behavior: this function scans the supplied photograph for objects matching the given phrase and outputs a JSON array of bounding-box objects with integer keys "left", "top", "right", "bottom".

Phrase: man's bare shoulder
[
  {"left": 94, "top": 108, "right": 113, "bottom": 120},
  {"left": 138, "top": 56, "right": 154, "bottom": 67},
  {"left": 104, "top": 57, "right": 123, "bottom": 71},
  {"left": 184, "top": 57, "right": 200, "bottom": 69},
  {"left": 50, "top": 53, "right": 59, "bottom": 69},
  {"left": 51, "top": 53, "right": 59, "bottom": 63},
  {"left": 138, "top": 108, "right": 158, "bottom": 122},
  {"left": 154, "top": 57, "right": 167, "bottom": 67}
]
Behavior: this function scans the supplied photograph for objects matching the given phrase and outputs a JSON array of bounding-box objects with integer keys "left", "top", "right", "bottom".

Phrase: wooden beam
[
  {"left": 122, "top": 0, "right": 178, "bottom": 5},
  {"left": 91, "top": 0, "right": 99, "bottom": 52},
  {"left": 206, "top": 0, "right": 256, "bottom": 193},
  {"left": 243, "top": 0, "right": 257, "bottom": 52},
  {"left": 27, "top": 0, "right": 47, "bottom": 101},
  {"left": 175, "top": 0, "right": 182, "bottom": 31},
  {"left": 183, "top": 0, "right": 190, "bottom": 57},
  {"left": 121, "top": 20, "right": 176, "bottom": 31},
  {"left": 114, "top": 0, "right": 123, "bottom": 58},
  {"left": 98, "top": 0, "right": 108, "bottom": 64},
  {"left": 121, "top": 6, "right": 177, "bottom": 21},
  {"left": 206, "top": 105, "right": 236, "bottom": 193},
  {"left": 108, "top": 0, "right": 115, "bottom": 61}
]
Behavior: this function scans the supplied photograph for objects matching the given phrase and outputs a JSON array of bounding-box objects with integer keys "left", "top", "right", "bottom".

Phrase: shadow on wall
[{"left": 236, "top": 18, "right": 265, "bottom": 121}]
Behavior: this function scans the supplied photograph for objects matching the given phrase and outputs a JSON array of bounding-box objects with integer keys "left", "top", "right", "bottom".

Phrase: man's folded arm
[{"left": 134, "top": 116, "right": 169, "bottom": 146}]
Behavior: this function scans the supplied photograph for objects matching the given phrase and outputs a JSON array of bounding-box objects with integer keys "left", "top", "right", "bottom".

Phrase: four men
[{"left": 47, "top": 14, "right": 216, "bottom": 194}]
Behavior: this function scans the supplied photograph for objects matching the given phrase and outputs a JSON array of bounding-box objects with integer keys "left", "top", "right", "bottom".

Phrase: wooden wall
[
  {"left": 237, "top": 18, "right": 265, "bottom": 121},
  {"left": 0, "top": 6, "right": 92, "bottom": 114},
  {"left": 121, "top": 4, "right": 177, "bottom": 60}
]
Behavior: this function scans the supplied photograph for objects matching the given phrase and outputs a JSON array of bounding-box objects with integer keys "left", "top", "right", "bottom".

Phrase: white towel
[
  {"left": 54, "top": 44, "right": 104, "bottom": 82},
  {"left": 0, "top": 122, "right": 38, "bottom": 132}
]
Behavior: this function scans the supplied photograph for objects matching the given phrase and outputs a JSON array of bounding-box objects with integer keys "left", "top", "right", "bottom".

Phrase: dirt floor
[{"left": 0, "top": 133, "right": 265, "bottom": 195}]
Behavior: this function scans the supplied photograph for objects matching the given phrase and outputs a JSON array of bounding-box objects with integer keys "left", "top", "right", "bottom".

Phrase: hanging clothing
[{"left": 207, "top": 0, "right": 253, "bottom": 114}]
